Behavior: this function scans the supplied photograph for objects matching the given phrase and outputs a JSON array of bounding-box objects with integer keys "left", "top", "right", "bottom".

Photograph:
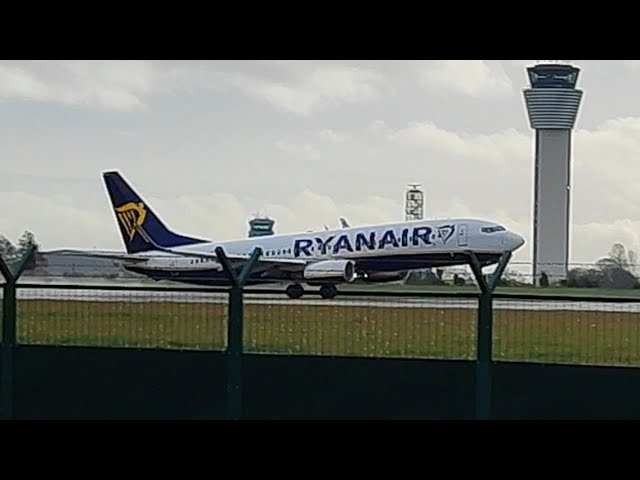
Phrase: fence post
[
  {"left": 0, "top": 246, "right": 36, "bottom": 421},
  {"left": 468, "top": 251, "right": 511, "bottom": 421},
  {"left": 215, "top": 247, "right": 262, "bottom": 421}
]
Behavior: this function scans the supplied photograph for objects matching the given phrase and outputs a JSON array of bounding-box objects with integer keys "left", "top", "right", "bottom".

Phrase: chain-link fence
[
  {"left": 492, "top": 295, "right": 640, "bottom": 366},
  {"left": 16, "top": 286, "right": 228, "bottom": 350},
  {"left": 7, "top": 283, "right": 640, "bottom": 367}
]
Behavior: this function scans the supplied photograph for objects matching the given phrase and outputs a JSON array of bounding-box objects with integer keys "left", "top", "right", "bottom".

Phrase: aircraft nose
[{"left": 505, "top": 232, "right": 525, "bottom": 251}]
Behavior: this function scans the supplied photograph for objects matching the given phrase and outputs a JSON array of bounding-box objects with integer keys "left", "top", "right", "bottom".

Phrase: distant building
[
  {"left": 25, "top": 250, "right": 143, "bottom": 278},
  {"left": 248, "top": 216, "right": 275, "bottom": 237}
]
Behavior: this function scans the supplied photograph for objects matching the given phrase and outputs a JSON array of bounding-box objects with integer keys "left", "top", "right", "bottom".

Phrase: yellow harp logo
[{"left": 115, "top": 202, "right": 147, "bottom": 242}]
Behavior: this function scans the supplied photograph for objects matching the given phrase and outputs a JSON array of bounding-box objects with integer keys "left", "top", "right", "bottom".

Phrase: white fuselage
[{"left": 124, "top": 218, "right": 524, "bottom": 283}]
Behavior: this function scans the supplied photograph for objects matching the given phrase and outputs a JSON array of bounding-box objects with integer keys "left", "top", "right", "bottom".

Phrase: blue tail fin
[{"left": 103, "top": 171, "right": 207, "bottom": 254}]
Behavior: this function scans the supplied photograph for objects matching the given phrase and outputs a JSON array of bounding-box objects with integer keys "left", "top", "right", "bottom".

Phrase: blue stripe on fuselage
[{"left": 125, "top": 252, "right": 502, "bottom": 286}]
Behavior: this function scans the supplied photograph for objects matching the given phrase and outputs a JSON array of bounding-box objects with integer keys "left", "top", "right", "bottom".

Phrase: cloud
[
  {"left": 0, "top": 61, "right": 160, "bottom": 111},
  {"left": 113, "top": 130, "right": 137, "bottom": 138},
  {"left": 0, "top": 191, "right": 114, "bottom": 250},
  {"left": 318, "top": 129, "right": 347, "bottom": 143},
  {"left": 218, "top": 62, "right": 384, "bottom": 116},
  {"left": 417, "top": 61, "right": 513, "bottom": 98},
  {"left": 0, "top": 61, "right": 385, "bottom": 116},
  {"left": 0, "top": 187, "right": 402, "bottom": 251},
  {"left": 387, "top": 121, "right": 529, "bottom": 165},
  {"left": 573, "top": 117, "right": 640, "bottom": 223},
  {"left": 275, "top": 139, "right": 321, "bottom": 160}
]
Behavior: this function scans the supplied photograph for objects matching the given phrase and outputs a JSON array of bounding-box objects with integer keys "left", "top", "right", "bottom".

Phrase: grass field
[
  {"left": 340, "top": 283, "right": 640, "bottom": 298},
  {"left": 13, "top": 298, "right": 640, "bottom": 367}
]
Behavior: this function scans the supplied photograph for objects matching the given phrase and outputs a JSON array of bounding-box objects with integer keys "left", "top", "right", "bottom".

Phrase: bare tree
[
  {"left": 609, "top": 243, "right": 629, "bottom": 269},
  {"left": 595, "top": 243, "right": 639, "bottom": 289},
  {"left": 629, "top": 249, "right": 638, "bottom": 276},
  {"left": 0, "top": 235, "right": 18, "bottom": 267}
]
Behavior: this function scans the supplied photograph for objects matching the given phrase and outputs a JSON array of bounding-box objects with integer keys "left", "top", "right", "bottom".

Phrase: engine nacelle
[
  {"left": 361, "top": 271, "right": 409, "bottom": 283},
  {"left": 303, "top": 260, "right": 357, "bottom": 283}
]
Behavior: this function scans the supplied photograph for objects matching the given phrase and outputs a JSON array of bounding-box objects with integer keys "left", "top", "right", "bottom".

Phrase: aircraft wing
[{"left": 49, "top": 248, "right": 308, "bottom": 271}]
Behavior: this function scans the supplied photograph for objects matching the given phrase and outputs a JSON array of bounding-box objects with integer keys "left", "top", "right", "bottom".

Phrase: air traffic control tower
[{"left": 523, "top": 62, "right": 583, "bottom": 285}]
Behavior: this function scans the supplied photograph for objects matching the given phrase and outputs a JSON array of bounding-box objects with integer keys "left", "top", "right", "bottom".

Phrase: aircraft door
[{"left": 457, "top": 224, "right": 468, "bottom": 247}]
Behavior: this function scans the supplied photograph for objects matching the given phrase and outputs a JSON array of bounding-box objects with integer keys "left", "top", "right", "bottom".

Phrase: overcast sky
[{"left": 1, "top": 60, "right": 639, "bottom": 270}]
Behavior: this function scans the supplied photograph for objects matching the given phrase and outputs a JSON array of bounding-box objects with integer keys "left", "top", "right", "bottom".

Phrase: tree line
[
  {"left": 0, "top": 231, "right": 40, "bottom": 271},
  {"left": 562, "top": 243, "right": 639, "bottom": 289},
  {"left": 407, "top": 242, "right": 640, "bottom": 289}
]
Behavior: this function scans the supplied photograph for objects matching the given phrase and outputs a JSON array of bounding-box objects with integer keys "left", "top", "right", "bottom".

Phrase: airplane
[{"left": 60, "top": 171, "right": 525, "bottom": 299}]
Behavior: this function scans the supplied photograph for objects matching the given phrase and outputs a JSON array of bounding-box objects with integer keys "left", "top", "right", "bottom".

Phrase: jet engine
[{"left": 303, "top": 260, "right": 357, "bottom": 283}]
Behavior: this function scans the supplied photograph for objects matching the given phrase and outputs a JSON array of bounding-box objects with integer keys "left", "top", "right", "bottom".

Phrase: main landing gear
[
  {"left": 285, "top": 283, "right": 338, "bottom": 300},
  {"left": 319, "top": 284, "right": 338, "bottom": 299},
  {"left": 285, "top": 284, "right": 304, "bottom": 299}
]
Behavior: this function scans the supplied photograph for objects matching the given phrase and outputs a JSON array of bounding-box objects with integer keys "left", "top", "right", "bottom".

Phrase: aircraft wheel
[
  {"left": 286, "top": 284, "right": 304, "bottom": 299},
  {"left": 319, "top": 284, "right": 338, "bottom": 299}
]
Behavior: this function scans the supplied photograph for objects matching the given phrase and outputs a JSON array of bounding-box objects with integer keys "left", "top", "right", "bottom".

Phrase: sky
[{"left": 1, "top": 60, "right": 639, "bottom": 272}]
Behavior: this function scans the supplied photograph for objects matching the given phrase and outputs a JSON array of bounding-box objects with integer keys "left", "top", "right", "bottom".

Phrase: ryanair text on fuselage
[{"left": 293, "top": 224, "right": 455, "bottom": 257}]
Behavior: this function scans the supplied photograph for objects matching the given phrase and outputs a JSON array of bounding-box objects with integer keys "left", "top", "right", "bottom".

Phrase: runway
[{"left": 12, "top": 286, "right": 640, "bottom": 313}]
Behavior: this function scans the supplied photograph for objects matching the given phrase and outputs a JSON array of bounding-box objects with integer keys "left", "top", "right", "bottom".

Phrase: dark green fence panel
[
  {"left": 14, "top": 345, "right": 226, "bottom": 420},
  {"left": 243, "top": 354, "right": 475, "bottom": 420},
  {"left": 14, "top": 346, "right": 640, "bottom": 420},
  {"left": 492, "top": 362, "right": 640, "bottom": 419}
]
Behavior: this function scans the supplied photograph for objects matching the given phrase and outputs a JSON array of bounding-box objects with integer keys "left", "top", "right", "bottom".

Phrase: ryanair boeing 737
[{"left": 62, "top": 171, "right": 525, "bottom": 299}]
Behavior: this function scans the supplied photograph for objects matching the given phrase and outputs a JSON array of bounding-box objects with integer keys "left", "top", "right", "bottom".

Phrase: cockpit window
[{"left": 481, "top": 225, "right": 506, "bottom": 233}]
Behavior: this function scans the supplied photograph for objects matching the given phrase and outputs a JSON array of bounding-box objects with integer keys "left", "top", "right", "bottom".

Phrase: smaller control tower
[
  {"left": 248, "top": 215, "right": 275, "bottom": 238},
  {"left": 405, "top": 183, "right": 424, "bottom": 221}
]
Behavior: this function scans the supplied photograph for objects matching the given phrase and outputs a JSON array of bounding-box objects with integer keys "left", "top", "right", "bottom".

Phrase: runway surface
[{"left": 11, "top": 286, "right": 640, "bottom": 313}]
